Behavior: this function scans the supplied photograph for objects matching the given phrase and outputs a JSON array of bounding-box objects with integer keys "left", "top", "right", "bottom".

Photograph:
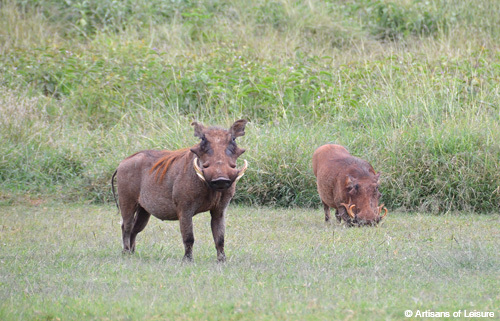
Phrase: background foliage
[{"left": 1, "top": 0, "right": 499, "bottom": 212}]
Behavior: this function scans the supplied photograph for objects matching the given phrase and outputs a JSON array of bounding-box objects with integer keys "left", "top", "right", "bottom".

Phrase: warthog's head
[
  {"left": 340, "top": 173, "right": 387, "bottom": 226},
  {"left": 190, "top": 119, "right": 248, "bottom": 191}
]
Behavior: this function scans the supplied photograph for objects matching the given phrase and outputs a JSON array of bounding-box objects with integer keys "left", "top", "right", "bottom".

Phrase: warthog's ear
[
  {"left": 345, "top": 175, "right": 354, "bottom": 187},
  {"left": 191, "top": 122, "right": 206, "bottom": 139},
  {"left": 229, "top": 119, "right": 248, "bottom": 138},
  {"left": 346, "top": 175, "right": 359, "bottom": 194},
  {"left": 375, "top": 172, "right": 381, "bottom": 183}
]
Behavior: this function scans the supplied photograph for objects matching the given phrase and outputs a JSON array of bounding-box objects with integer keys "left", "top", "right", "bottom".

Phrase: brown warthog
[
  {"left": 312, "top": 144, "right": 387, "bottom": 226},
  {"left": 111, "top": 119, "right": 248, "bottom": 262}
]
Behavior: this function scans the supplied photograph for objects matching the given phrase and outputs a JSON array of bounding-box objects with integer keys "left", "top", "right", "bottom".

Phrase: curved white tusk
[
  {"left": 340, "top": 197, "right": 356, "bottom": 219},
  {"left": 340, "top": 202, "right": 356, "bottom": 219},
  {"left": 380, "top": 207, "right": 388, "bottom": 219},
  {"left": 193, "top": 157, "right": 206, "bottom": 182},
  {"left": 346, "top": 204, "right": 356, "bottom": 218},
  {"left": 235, "top": 159, "right": 248, "bottom": 182}
]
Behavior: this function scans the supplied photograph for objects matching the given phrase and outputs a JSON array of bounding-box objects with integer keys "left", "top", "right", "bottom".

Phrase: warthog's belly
[{"left": 139, "top": 191, "right": 179, "bottom": 221}]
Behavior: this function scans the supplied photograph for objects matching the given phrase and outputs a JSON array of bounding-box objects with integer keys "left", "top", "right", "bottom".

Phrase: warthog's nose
[
  {"left": 356, "top": 218, "right": 378, "bottom": 226},
  {"left": 209, "top": 177, "right": 232, "bottom": 190}
]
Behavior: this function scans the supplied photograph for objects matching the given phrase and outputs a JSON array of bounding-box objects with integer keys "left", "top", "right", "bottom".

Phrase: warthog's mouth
[
  {"left": 193, "top": 158, "right": 248, "bottom": 189},
  {"left": 208, "top": 177, "right": 233, "bottom": 190},
  {"left": 340, "top": 200, "right": 388, "bottom": 226}
]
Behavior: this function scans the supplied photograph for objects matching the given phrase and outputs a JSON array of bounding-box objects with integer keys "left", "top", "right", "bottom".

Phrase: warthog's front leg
[
  {"left": 338, "top": 206, "right": 355, "bottom": 226},
  {"left": 322, "top": 201, "right": 331, "bottom": 222},
  {"left": 210, "top": 209, "right": 226, "bottom": 262},
  {"left": 334, "top": 209, "right": 342, "bottom": 223},
  {"left": 179, "top": 213, "right": 194, "bottom": 262}
]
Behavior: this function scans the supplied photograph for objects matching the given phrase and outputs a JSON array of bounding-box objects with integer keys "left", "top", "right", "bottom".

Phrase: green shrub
[
  {"left": 1, "top": 0, "right": 499, "bottom": 212},
  {"left": 351, "top": 0, "right": 451, "bottom": 41}
]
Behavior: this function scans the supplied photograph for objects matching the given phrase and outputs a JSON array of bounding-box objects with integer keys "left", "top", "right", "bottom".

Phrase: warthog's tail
[{"left": 111, "top": 170, "right": 119, "bottom": 211}]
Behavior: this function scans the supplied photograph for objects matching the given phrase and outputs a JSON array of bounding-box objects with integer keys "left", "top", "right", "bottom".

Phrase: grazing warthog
[
  {"left": 312, "top": 144, "right": 387, "bottom": 226},
  {"left": 111, "top": 120, "right": 248, "bottom": 262}
]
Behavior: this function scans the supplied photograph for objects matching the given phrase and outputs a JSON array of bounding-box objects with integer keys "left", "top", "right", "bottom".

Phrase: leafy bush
[
  {"left": 1, "top": 0, "right": 499, "bottom": 212},
  {"left": 357, "top": 0, "right": 450, "bottom": 40}
]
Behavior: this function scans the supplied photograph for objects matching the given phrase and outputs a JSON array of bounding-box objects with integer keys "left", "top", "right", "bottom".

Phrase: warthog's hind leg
[
  {"left": 120, "top": 203, "right": 137, "bottom": 254},
  {"left": 129, "top": 205, "right": 151, "bottom": 253}
]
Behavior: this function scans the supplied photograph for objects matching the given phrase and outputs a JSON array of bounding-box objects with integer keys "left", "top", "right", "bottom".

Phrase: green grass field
[{"left": 1, "top": 202, "right": 499, "bottom": 320}]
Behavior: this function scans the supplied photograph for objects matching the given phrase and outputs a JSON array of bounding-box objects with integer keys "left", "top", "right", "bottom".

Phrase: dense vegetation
[{"left": 1, "top": 0, "right": 499, "bottom": 212}]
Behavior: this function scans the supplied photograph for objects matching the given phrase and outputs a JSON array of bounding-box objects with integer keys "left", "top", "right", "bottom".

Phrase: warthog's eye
[
  {"left": 199, "top": 137, "right": 212, "bottom": 154},
  {"left": 226, "top": 140, "right": 237, "bottom": 156},
  {"left": 348, "top": 184, "right": 359, "bottom": 195}
]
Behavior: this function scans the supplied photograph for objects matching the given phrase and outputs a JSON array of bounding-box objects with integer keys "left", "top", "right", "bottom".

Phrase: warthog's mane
[
  {"left": 335, "top": 157, "right": 376, "bottom": 178},
  {"left": 149, "top": 147, "right": 192, "bottom": 182}
]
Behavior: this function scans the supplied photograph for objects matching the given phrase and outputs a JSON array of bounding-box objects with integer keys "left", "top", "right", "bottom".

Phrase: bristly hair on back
[{"left": 149, "top": 148, "right": 191, "bottom": 182}]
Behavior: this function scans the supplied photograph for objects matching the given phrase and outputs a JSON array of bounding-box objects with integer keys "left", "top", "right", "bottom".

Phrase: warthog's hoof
[{"left": 182, "top": 255, "right": 193, "bottom": 263}]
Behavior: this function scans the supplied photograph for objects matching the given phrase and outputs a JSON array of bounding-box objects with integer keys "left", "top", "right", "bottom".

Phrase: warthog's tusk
[
  {"left": 193, "top": 157, "right": 206, "bottom": 183},
  {"left": 340, "top": 202, "right": 356, "bottom": 218},
  {"left": 235, "top": 159, "right": 248, "bottom": 182},
  {"left": 378, "top": 204, "right": 388, "bottom": 219}
]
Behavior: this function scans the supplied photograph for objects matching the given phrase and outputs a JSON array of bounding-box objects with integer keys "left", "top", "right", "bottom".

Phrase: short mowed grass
[{"left": 1, "top": 202, "right": 499, "bottom": 320}]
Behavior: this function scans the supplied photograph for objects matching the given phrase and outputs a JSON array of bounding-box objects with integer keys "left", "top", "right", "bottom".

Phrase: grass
[
  {"left": 1, "top": 0, "right": 500, "bottom": 211},
  {"left": 1, "top": 202, "right": 499, "bottom": 320}
]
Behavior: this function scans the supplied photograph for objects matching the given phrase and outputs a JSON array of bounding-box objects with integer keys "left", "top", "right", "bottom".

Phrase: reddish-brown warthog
[
  {"left": 111, "top": 120, "right": 248, "bottom": 262},
  {"left": 312, "top": 144, "right": 387, "bottom": 226}
]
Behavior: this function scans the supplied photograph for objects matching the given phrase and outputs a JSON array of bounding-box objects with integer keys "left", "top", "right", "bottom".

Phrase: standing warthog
[
  {"left": 111, "top": 119, "right": 248, "bottom": 262},
  {"left": 312, "top": 144, "right": 387, "bottom": 226}
]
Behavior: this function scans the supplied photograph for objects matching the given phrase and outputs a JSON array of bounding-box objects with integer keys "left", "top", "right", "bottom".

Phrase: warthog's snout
[
  {"left": 209, "top": 177, "right": 233, "bottom": 190},
  {"left": 351, "top": 216, "right": 380, "bottom": 226},
  {"left": 193, "top": 158, "right": 248, "bottom": 190},
  {"left": 344, "top": 205, "right": 388, "bottom": 226}
]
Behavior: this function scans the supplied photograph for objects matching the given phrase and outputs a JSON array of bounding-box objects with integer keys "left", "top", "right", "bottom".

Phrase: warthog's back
[
  {"left": 115, "top": 149, "right": 194, "bottom": 221},
  {"left": 116, "top": 150, "right": 164, "bottom": 201},
  {"left": 313, "top": 144, "right": 353, "bottom": 205},
  {"left": 312, "top": 144, "right": 350, "bottom": 176}
]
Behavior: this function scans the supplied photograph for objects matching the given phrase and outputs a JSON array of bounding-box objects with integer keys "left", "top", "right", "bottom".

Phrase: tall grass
[{"left": 1, "top": 0, "right": 499, "bottom": 212}]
